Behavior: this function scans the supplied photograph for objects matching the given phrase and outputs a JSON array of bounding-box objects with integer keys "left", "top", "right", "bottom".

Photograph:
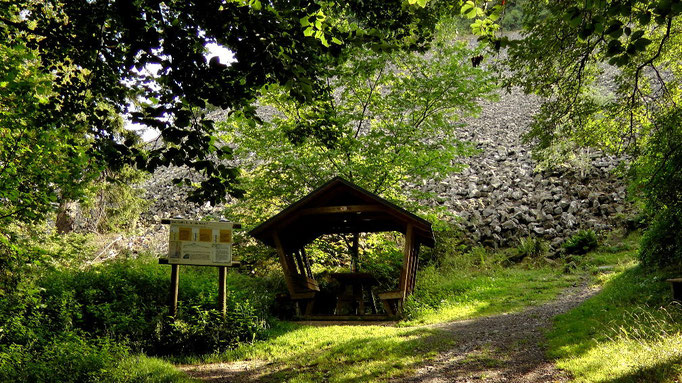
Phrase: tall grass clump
[{"left": 402, "top": 228, "right": 572, "bottom": 324}]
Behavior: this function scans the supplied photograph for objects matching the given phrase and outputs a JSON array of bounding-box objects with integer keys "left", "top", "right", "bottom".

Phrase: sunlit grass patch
[
  {"left": 557, "top": 329, "right": 682, "bottom": 382},
  {"left": 208, "top": 323, "right": 452, "bottom": 382},
  {"left": 401, "top": 267, "right": 578, "bottom": 325},
  {"left": 548, "top": 263, "right": 682, "bottom": 383},
  {"left": 111, "top": 355, "right": 196, "bottom": 383}
]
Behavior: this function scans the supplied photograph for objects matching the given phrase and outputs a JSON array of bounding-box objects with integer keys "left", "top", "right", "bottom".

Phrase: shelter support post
[
  {"left": 301, "top": 248, "right": 313, "bottom": 278},
  {"left": 294, "top": 249, "right": 306, "bottom": 276},
  {"left": 378, "top": 224, "right": 415, "bottom": 317},
  {"left": 408, "top": 244, "right": 420, "bottom": 295},
  {"left": 273, "top": 232, "right": 297, "bottom": 296},
  {"left": 400, "top": 224, "right": 415, "bottom": 300},
  {"left": 352, "top": 232, "right": 359, "bottom": 272}
]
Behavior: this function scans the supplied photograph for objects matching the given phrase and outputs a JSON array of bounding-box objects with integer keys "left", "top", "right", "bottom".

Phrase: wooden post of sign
[
  {"left": 169, "top": 264, "right": 180, "bottom": 317},
  {"left": 218, "top": 266, "right": 227, "bottom": 317}
]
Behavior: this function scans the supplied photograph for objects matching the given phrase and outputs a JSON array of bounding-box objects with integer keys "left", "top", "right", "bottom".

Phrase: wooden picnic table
[{"left": 331, "top": 272, "right": 378, "bottom": 316}]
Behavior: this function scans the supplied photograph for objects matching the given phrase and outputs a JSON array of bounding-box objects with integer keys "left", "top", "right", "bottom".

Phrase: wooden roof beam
[{"left": 299, "top": 204, "right": 384, "bottom": 215}]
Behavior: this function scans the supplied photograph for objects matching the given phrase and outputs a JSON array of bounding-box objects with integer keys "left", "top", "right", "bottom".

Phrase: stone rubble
[
  {"left": 136, "top": 58, "right": 631, "bottom": 250},
  {"left": 415, "top": 87, "right": 630, "bottom": 248},
  {"left": 138, "top": 165, "right": 230, "bottom": 225}
]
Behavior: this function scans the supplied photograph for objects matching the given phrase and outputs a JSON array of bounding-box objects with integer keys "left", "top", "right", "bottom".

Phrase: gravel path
[
  {"left": 397, "top": 281, "right": 598, "bottom": 383},
  {"left": 180, "top": 281, "right": 598, "bottom": 383}
]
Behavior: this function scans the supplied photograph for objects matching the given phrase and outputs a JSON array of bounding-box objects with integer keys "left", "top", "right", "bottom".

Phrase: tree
[
  {"left": 453, "top": 0, "right": 681, "bottom": 267},
  {"left": 220, "top": 22, "right": 496, "bottom": 227},
  {"left": 0, "top": 9, "right": 112, "bottom": 224},
  {"left": 0, "top": 0, "right": 443, "bottom": 224}
]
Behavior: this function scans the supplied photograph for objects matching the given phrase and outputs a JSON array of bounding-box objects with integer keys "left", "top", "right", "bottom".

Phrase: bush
[
  {"left": 640, "top": 209, "right": 682, "bottom": 268},
  {"left": 0, "top": 334, "right": 128, "bottom": 383},
  {"left": 563, "top": 229, "right": 599, "bottom": 255},
  {"left": 0, "top": 248, "right": 280, "bottom": 382},
  {"left": 36, "top": 256, "right": 274, "bottom": 355},
  {"left": 158, "top": 304, "right": 264, "bottom": 355}
]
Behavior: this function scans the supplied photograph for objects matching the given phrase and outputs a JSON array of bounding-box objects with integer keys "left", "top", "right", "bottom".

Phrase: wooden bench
[
  {"left": 290, "top": 275, "right": 320, "bottom": 316},
  {"left": 377, "top": 290, "right": 405, "bottom": 317}
]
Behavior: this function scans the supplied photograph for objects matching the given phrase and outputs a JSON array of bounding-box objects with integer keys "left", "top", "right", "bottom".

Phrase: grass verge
[{"left": 547, "top": 234, "right": 682, "bottom": 383}]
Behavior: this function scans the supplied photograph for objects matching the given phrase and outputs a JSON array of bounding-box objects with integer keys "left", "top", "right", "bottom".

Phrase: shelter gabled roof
[{"left": 249, "top": 177, "right": 435, "bottom": 249}]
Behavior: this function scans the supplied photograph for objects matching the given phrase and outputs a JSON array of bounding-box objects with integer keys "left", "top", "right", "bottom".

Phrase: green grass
[
  {"left": 182, "top": 261, "right": 577, "bottom": 382},
  {"left": 402, "top": 266, "right": 578, "bottom": 325},
  {"left": 211, "top": 323, "right": 451, "bottom": 382},
  {"left": 547, "top": 234, "right": 682, "bottom": 383},
  {"left": 110, "top": 355, "right": 196, "bottom": 383}
]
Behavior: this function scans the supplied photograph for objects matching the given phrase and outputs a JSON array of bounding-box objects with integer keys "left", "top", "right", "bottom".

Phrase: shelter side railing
[{"left": 273, "top": 233, "right": 318, "bottom": 316}]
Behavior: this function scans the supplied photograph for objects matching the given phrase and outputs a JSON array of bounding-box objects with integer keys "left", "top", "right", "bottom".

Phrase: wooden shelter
[{"left": 249, "top": 177, "right": 435, "bottom": 318}]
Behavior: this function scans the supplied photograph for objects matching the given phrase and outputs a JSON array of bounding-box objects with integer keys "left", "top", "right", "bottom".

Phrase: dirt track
[
  {"left": 180, "top": 281, "right": 597, "bottom": 383},
  {"left": 397, "top": 281, "right": 597, "bottom": 382}
]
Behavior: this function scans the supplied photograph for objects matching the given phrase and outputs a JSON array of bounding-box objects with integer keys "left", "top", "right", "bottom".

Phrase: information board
[{"left": 166, "top": 219, "right": 234, "bottom": 266}]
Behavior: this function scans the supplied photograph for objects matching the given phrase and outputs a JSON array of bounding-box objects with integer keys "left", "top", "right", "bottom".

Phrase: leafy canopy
[
  {"left": 220, "top": 23, "right": 496, "bottom": 227},
  {"left": 0, "top": 6, "right": 117, "bottom": 224},
  {"left": 0, "top": 0, "right": 442, "bottom": 224}
]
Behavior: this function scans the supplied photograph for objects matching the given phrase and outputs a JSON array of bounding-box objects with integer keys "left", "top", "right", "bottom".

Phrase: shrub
[
  {"left": 640, "top": 209, "right": 682, "bottom": 268},
  {"left": 158, "top": 304, "right": 263, "bottom": 355},
  {"left": 0, "top": 334, "right": 128, "bottom": 383},
  {"left": 37, "top": 256, "right": 274, "bottom": 356},
  {"left": 563, "top": 229, "right": 599, "bottom": 255},
  {"left": 0, "top": 239, "right": 277, "bottom": 381}
]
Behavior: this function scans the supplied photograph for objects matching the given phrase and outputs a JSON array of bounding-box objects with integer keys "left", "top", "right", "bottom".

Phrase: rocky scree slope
[
  {"left": 420, "top": 87, "right": 630, "bottom": 249},
  {"left": 137, "top": 86, "right": 630, "bottom": 251}
]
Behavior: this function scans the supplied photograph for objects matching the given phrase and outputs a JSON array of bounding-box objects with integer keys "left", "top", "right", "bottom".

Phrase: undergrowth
[{"left": 0, "top": 229, "right": 281, "bottom": 383}]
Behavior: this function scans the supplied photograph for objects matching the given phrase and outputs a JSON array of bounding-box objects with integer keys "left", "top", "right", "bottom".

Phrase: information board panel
[{"left": 166, "top": 219, "right": 234, "bottom": 266}]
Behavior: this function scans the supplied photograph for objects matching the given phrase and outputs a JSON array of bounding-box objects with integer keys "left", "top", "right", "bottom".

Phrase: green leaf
[
  {"left": 320, "top": 35, "right": 329, "bottom": 47},
  {"left": 630, "top": 30, "right": 645, "bottom": 41},
  {"left": 579, "top": 23, "right": 594, "bottom": 39},
  {"left": 638, "top": 12, "right": 652, "bottom": 25},
  {"left": 303, "top": 27, "right": 314, "bottom": 37},
  {"left": 605, "top": 20, "right": 623, "bottom": 35},
  {"left": 461, "top": 1, "right": 475, "bottom": 17},
  {"left": 605, "top": 39, "right": 623, "bottom": 56},
  {"left": 632, "top": 37, "right": 652, "bottom": 51}
]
